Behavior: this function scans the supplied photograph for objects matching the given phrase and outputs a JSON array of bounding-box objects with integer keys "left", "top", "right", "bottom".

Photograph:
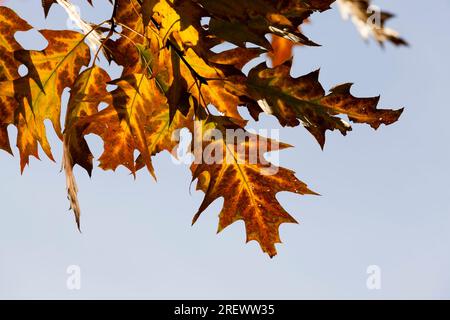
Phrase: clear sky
[{"left": 1, "top": 0, "right": 449, "bottom": 299}]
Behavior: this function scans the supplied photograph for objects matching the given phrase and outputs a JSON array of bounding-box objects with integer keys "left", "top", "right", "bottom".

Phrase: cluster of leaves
[{"left": 0, "top": 0, "right": 404, "bottom": 257}]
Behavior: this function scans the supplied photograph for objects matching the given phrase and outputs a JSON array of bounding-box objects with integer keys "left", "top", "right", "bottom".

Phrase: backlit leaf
[
  {"left": 0, "top": 29, "right": 90, "bottom": 170},
  {"left": 191, "top": 117, "right": 316, "bottom": 257}
]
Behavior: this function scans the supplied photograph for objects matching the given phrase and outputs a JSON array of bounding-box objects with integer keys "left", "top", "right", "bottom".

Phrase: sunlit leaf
[{"left": 191, "top": 117, "right": 316, "bottom": 257}]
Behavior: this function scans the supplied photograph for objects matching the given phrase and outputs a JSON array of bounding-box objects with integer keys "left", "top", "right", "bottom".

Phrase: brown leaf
[
  {"left": 227, "top": 64, "right": 403, "bottom": 148},
  {"left": 337, "top": 0, "right": 408, "bottom": 46},
  {"left": 191, "top": 118, "right": 316, "bottom": 257}
]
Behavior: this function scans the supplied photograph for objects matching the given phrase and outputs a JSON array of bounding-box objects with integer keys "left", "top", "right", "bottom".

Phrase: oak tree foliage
[{"left": 0, "top": 0, "right": 405, "bottom": 257}]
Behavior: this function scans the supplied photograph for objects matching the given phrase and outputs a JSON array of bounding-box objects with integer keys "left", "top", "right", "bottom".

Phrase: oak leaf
[
  {"left": 0, "top": 28, "right": 90, "bottom": 170},
  {"left": 191, "top": 117, "right": 316, "bottom": 257},
  {"left": 228, "top": 64, "right": 403, "bottom": 148}
]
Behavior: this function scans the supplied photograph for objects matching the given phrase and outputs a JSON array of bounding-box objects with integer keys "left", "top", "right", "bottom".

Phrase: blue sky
[{"left": 1, "top": 0, "right": 449, "bottom": 299}]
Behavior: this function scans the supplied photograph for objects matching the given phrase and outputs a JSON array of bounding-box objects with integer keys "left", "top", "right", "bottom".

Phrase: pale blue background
[{"left": 0, "top": 0, "right": 449, "bottom": 299}]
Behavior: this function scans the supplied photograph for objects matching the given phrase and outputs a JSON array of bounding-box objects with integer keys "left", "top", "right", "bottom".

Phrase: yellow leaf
[
  {"left": 77, "top": 74, "right": 166, "bottom": 177},
  {"left": 0, "top": 30, "right": 90, "bottom": 169}
]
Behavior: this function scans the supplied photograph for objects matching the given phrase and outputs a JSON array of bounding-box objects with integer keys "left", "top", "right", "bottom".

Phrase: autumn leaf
[
  {"left": 0, "top": 28, "right": 90, "bottom": 170},
  {"left": 62, "top": 66, "right": 111, "bottom": 228},
  {"left": 196, "top": 0, "right": 327, "bottom": 48},
  {"left": 71, "top": 71, "right": 191, "bottom": 178},
  {"left": 105, "top": 0, "right": 146, "bottom": 75},
  {"left": 64, "top": 66, "right": 111, "bottom": 176},
  {"left": 191, "top": 117, "right": 316, "bottom": 257},
  {"left": 227, "top": 64, "right": 403, "bottom": 148},
  {"left": 81, "top": 74, "right": 161, "bottom": 176},
  {"left": 337, "top": 0, "right": 408, "bottom": 46}
]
